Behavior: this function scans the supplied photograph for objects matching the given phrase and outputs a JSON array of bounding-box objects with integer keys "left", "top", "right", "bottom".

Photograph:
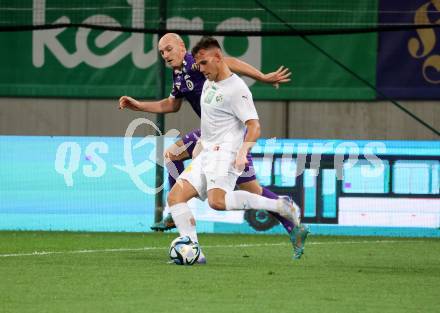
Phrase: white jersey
[{"left": 200, "top": 74, "right": 259, "bottom": 152}]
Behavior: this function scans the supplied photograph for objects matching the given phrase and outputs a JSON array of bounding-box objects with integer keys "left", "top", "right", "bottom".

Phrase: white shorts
[{"left": 178, "top": 147, "right": 241, "bottom": 201}]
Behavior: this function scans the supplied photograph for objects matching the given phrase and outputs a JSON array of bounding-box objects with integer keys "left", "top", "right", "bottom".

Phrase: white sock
[
  {"left": 162, "top": 203, "right": 170, "bottom": 216},
  {"left": 291, "top": 201, "right": 301, "bottom": 221},
  {"left": 169, "top": 202, "right": 198, "bottom": 243},
  {"left": 225, "top": 190, "right": 281, "bottom": 214}
]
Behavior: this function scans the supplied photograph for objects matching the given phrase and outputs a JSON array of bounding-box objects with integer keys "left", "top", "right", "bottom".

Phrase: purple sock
[
  {"left": 261, "top": 187, "right": 295, "bottom": 233},
  {"left": 166, "top": 160, "right": 185, "bottom": 189}
]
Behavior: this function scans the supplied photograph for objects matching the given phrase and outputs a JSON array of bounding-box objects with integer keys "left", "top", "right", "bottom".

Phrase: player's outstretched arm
[
  {"left": 118, "top": 96, "right": 182, "bottom": 113},
  {"left": 224, "top": 57, "right": 291, "bottom": 88}
]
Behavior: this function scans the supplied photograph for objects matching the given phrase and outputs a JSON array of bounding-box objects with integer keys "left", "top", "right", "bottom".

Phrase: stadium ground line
[{"left": 0, "top": 240, "right": 425, "bottom": 258}]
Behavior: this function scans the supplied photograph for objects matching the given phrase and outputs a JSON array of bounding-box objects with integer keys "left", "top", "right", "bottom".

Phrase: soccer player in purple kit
[{"left": 119, "top": 33, "right": 308, "bottom": 258}]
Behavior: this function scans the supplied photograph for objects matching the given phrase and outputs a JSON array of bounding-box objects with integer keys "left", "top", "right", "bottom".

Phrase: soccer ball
[{"left": 169, "top": 236, "right": 201, "bottom": 265}]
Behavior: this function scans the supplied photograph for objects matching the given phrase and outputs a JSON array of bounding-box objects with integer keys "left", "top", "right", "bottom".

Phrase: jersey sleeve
[
  {"left": 170, "top": 81, "right": 184, "bottom": 99},
  {"left": 230, "top": 86, "right": 259, "bottom": 123}
]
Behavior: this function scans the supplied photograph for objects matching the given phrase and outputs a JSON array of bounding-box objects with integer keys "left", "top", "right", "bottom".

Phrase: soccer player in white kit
[{"left": 167, "top": 37, "right": 309, "bottom": 262}]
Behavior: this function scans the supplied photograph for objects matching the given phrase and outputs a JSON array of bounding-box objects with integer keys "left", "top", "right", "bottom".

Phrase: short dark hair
[{"left": 191, "top": 37, "right": 221, "bottom": 56}]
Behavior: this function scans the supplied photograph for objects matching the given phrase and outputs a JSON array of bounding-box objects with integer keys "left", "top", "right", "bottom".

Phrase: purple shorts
[{"left": 181, "top": 128, "right": 257, "bottom": 185}]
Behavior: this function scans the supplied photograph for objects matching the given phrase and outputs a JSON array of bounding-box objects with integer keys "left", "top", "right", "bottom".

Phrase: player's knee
[
  {"left": 167, "top": 189, "right": 180, "bottom": 206},
  {"left": 208, "top": 198, "right": 226, "bottom": 211}
]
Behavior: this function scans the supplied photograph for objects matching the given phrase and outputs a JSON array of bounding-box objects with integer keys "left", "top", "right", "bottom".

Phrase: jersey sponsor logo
[
  {"left": 215, "top": 94, "right": 223, "bottom": 103},
  {"left": 204, "top": 90, "right": 216, "bottom": 104}
]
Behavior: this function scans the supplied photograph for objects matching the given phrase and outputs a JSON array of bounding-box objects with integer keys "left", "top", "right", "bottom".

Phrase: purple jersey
[{"left": 170, "top": 53, "right": 206, "bottom": 117}]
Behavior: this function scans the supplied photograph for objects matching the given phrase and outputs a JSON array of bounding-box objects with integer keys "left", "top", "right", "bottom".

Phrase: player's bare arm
[
  {"left": 118, "top": 95, "right": 182, "bottom": 113},
  {"left": 191, "top": 139, "right": 203, "bottom": 159},
  {"left": 235, "top": 119, "right": 261, "bottom": 171},
  {"left": 224, "top": 57, "right": 291, "bottom": 88}
]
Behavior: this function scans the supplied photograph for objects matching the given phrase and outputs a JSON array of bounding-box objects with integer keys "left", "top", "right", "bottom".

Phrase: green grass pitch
[{"left": 0, "top": 231, "right": 439, "bottom": 313}]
